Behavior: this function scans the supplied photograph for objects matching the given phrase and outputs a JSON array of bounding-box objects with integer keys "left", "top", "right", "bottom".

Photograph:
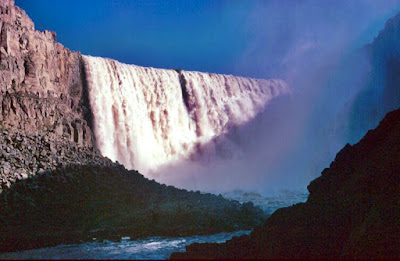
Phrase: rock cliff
[
  {"left": 348, "top": 12, "right": 400, "bottom": 143},
  {"left": 171, "top": 108, "right": 400, "bottom": 259},
  {"left": 0, "top": 0, "right": 95, "bottom": 191},
  {"left": 0, "top": 0, "right": 91, "bottom": 136}
]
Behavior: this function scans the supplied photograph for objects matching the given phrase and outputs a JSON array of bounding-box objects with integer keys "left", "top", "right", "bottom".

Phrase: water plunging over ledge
[{"left": 83, "top": 56, "right": 289, "bottom": 175}]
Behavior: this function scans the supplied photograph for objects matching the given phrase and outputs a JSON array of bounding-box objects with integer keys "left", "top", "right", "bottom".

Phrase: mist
[
  {"left": 153, "top": 0, "right": 400, "bottom": 195},
  {"left": 18, "top": 0, "right": 400, "bottom": 195}
]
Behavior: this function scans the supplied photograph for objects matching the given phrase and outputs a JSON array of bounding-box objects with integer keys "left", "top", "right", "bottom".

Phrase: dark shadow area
[
  {"left": 175, "top": 69, "right": 191, "bottom": 112},
  {"left": 171, "top": 108, "right": 400, "bottom": 260},
  {"left": 78, "top": 55, "right": 94, "bottom": 137},
  {"left": 0, "top": 163, "right": 266, "bottom": 253}
]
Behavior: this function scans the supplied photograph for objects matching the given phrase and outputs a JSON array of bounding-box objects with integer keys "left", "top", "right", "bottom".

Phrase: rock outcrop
[
  {"left": 0, "top": 0, "right": 94, "bottom": 191},
  {"left": 348, "top": 12, "right": 400, "bottom": 143},
  {"left": 0, "top": 129, "right": 113, "bottom": 194},
  {"left": 0, "top": 164, "right": 266, "bottom": 253},
  {"left": 0, "top": 0, "right": 90, "bottom": 134},
  {"left": 171, "top": 108, "right": 400, "bottom": 259}
]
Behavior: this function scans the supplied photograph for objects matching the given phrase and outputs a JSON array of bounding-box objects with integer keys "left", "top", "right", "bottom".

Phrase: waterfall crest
[{"left": 83, "top": 55, "right": 289, "bottom": 174}]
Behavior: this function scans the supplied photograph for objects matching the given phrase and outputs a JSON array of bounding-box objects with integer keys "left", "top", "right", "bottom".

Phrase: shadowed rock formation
[
  {"left": 0, "top": 163, "right": 266, "bottom": 253},
  {"left": 171, "top": 108, "right": 400, "bottom": 259},
  {"left": 348, "top": 12, "right": 400, "bottom": 143}
]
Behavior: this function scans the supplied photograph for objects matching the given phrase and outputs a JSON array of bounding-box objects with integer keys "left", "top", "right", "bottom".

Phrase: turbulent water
[
  {"left": 83, "top": 56, "right": 289, "bottom": 175},
  {"left": 0, "top": 189, "right": 307, "bottom": 260},
  {"left": 0, "top": 231, "right": 250, "bottom": 260}
]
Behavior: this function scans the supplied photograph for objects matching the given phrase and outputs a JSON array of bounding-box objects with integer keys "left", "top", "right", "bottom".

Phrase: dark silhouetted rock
[
  {"left": 171, "top": 108, "right": 400, "bottom": 260},
  {"left": 0, "top": 164, "right": 266, "bottom": 253}
]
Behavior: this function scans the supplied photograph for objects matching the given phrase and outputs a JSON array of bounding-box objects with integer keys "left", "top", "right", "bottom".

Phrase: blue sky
[
  {"left": 12, "top": 0, "right": 400, "bottom": 191},
  {"left": 16, "top": 0, "right": 400, "bottom": 79}
]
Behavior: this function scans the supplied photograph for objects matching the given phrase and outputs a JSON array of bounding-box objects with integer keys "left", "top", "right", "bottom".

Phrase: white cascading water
[{"left": 83, "top": 55, "right": 289, "bottom": 176}]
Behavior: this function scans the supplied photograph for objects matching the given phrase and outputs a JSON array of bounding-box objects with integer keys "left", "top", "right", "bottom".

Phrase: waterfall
[{"left": 83, "top": 55, "right": 289, "bottom": 175}]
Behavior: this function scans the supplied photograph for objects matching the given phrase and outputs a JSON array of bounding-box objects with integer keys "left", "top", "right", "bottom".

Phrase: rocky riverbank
[{"left": 0, "top": 162, "right": 266, "bottom": 253}]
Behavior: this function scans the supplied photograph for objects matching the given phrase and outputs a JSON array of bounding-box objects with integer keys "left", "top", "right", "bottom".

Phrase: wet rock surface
[{"left": 171, "top": 109, "right": 400, "bottom": 260}]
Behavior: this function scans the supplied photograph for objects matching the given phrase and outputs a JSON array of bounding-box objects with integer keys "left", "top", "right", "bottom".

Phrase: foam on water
[
  {"left": 0, "top": 189, "right": 307, "bottom": 260},
  {"left": 0, "top": 230, "right": 250, "bottom": 260}
]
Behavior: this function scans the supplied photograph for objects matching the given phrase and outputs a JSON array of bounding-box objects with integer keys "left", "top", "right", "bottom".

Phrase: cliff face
[
  {"left": 172, "top": 108, "right": 400, "bottom": 259},
  {"left": 348, "top": 12, "right": 400, "bottom": 143},
  {"left": 0, "top": 0, "right": 95, "bottom": 192},
  {"left": 0, "top": 0, "right": 91, "bottom": 141}
]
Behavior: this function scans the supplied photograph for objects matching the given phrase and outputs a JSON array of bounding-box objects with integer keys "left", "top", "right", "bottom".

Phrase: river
[{"left": 0, "top": 189, "right": 308, "bottom": 260}]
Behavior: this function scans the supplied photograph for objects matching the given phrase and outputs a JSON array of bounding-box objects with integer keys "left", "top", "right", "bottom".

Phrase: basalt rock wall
[
  {"left": 0, "top": 0, "right": 96, "bottom": 191},
  {"left": 0, "top": 0, "right": 92, "bottom": 145}
]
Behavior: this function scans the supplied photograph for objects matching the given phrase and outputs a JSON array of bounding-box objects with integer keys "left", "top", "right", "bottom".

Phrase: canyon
[
  {"left": 1, "top": 0, "right": 399, "bottom": 259},
  {"left": 0, "top": 0, "right": 278, "bottom": 253},
  {"left": 0, "top": 0, "right": 287, "bottom": 191}
]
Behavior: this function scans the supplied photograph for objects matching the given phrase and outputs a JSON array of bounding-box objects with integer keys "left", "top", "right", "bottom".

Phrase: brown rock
[{"left": 0, "top": 0, "right": 93, "bottom": 146}]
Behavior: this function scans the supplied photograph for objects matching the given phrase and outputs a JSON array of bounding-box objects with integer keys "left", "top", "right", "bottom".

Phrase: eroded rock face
[
  {"left": 1, "top": 0, "right": 78, "bottom": 96},
  {"left": 0, "top": 0, "right": 94, "bottom": 191},
  {"left": 0, "top": 129, "right": 113, "bottom": 193}
]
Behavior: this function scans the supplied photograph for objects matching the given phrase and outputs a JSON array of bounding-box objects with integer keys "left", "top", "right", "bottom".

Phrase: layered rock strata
[
  {"left": 0, "top": 0, "right": 95, "bottom": 191},
  {"left": 0, "top": 0, "right": 90, "bottom": 135}
]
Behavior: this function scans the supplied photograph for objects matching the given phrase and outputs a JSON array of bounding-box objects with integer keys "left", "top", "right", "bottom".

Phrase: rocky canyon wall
[
  {"left": 0, "top": 0, "right": 99, "bottom": 192},
  {"left": 0, "top": 0, "right": 92, "bottom": 145}
]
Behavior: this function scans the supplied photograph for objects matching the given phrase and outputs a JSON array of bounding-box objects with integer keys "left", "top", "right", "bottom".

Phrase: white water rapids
[{"left": 83, "top": 56, "right": 289, "bottom": 176}]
